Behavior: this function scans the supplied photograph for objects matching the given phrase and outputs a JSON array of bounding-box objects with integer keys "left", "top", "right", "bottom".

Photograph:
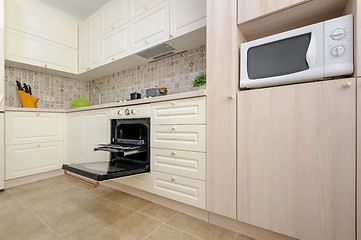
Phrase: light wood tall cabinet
[
  {"left": 237, "top": 79, "right": 356, "bottom": 240},
  {"left": 358, "top": 78, "right": 361, "bottom": 240}
]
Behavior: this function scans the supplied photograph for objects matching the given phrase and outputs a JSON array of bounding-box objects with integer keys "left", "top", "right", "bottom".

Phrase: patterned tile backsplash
[{"left": 4, "top": 45, "right": 206, "bottom": 109}]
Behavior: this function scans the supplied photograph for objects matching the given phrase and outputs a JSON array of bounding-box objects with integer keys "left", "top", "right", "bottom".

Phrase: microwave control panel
[{"left": 324, "top": 14, "right": 354, "bottom": 77}]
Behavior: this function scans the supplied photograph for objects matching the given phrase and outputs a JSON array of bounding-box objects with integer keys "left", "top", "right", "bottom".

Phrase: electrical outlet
[{"left": 43, "top": 96, "right": 55, "bottom": 102}]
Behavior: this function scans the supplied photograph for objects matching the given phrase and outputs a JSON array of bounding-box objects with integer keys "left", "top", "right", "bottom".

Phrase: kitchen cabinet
[
  {"left": 5, "top": 28, "right": 78, "bottom": 74},
  {"left": 5, "top": 0, "right": 78, "bottom": 48},
  {"left": 0, "top": 113, "right": 4, "bottom": 190},
  {"left": 6, "top": 141, "right": 64, "bottom": 179},
  {"left": 150, "top": 97, "right": 206, "bottom": 125},
  {"left": 170, "top": 0, "right": 206, "bottom": 38},
  {"left": 237, "top": 79, "right": 355, "bottom": 239},
  {"left": 237, "top": 0, "right": 309, "bottom": 24},
  {"left": 358, "top": 79, "right": 361, "bottom": 240},
  {"left": 66, "top": 112, "right": 80, "bottom": 164},
  {"left": 5, "top": 111, "right": 65, "bottom": 180},
  {"left": 89, "top": 12, "right": 103, "bottom": 69},
  {"left": 129, "top": 0, "right": 169, "bottom": 52},
  {"left": 79, "top": 20, "right": 90, "bottom": 73},
  {"left": 102, "top": 24, "right": 129, "bottom": 64},
  {"left": 130, "top": 0, "right": 165, "bottom": 19},
  {"left": 102, "top": 0, "right": 129, "bottom": 35}
]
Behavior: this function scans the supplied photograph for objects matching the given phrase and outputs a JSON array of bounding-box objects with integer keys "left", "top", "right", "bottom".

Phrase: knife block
[{"left": 18, "top": 90, "right": 39, "bottom": 108}]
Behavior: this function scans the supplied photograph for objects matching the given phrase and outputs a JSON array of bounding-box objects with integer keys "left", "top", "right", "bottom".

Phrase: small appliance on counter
[
  {"left": 146, "top": 86, "right": 168, "bottom": 97},
  {"left": 72, "top": 96, "right": 90, "bottom": 108},
  {"left": 130, "top": 92, "right": 141, "bottom": 100}
]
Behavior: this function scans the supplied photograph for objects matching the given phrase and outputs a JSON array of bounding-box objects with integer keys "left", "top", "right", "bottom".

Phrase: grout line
[
  {"left": 7, "top": 190, "right": 64, "bottom": 240},
  {"left": 164, "top": 223, "right": 204, "bottom": 240},
  {"left": 141, "top": 222, "right": 166, "bottom": 240},
  {"left": 234, "top": 233, "right": 239, "bottom": 240}
]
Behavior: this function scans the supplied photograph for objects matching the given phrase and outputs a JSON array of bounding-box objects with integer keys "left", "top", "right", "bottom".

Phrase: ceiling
[{"left": 34, "top": 0, "right": 111, "bottom": 22}]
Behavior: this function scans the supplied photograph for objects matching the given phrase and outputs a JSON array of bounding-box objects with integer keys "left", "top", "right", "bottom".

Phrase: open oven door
[{"left": 62, "top": 118, "right": 150, "bottom": 187}]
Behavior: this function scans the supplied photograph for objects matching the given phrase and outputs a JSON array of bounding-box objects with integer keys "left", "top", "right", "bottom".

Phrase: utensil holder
[{"left": 18, "top": 90, "right": 39, "bottom": 108}]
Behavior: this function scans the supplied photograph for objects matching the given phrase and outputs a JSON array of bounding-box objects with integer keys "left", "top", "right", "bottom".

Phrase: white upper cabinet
[
  {"left": 130, "top": 0, "right": 165, "bottom": 19},
  {"left": 89, "top": 12, "right": 103, "bottom": 69},
  {"left": 103, "top": 24, "right": 129, "bottom": 63},
  {"left": 129, "top": 0, "right": 170, "bottom": 51},
  {"left": 79, "top": 20, "right": 90, "bottom": 73},
  {"left": 170, "top": 0, "right": 206, "bottom": 38},
  {"left": 102, "top": 0, "right": 129, "bottom": 35},
  {"left": 5, "top": 0, "right": 78, "bottom": 48}
]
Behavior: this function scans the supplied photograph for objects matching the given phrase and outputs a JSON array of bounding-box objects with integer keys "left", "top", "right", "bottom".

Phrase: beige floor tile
[
  {"left": 237, "top": 234, "right": 256, "bottom": 240},
  {"left": 138, "top": 202, "right": 177, "bottom": 222},
  {"left": 91, "top": 184, "right": 140, "bottom": 205},
  {"left": 124, "top": 196, "right": 152, "bottom": 210},
  {"left": 145, "top": 224, "right": 200, "bottom": 240},
  {"left": 167, "top": 213, "right": 237, "bottom": 240}
]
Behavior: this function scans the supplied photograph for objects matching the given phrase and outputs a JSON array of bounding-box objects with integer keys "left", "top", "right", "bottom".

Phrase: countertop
[{"left": 5, "top": 90, "right": 206, "bottom": 113}]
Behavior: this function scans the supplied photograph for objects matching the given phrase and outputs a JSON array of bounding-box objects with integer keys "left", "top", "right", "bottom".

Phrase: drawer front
[
  {"left": 109, "top": 104, "right": 150, "bottom": 119},
  {"left": 151, "top": 148, "right": 205, "bottom": 180},
  {"left": 130, "top": 0, "right": 165, "bottom": 19},
  {"left": 102, "top": 0, "right": 129, "bottom": 35},
  {"left": 5, "top": 141, "right": 64, "bottom": 180},
  {"left": 112, "top": 173, "right": 150, "bottom": 192},
  {"left": 151, "top": 97, "right": 206, "bottom": 125},
  {"left": 103, "top": 24, "right": 129, "bottom": 63},
  {"left": 6, "top": 112, "right": 64, "bottom": 145},
  {"left": 151, "top": 125, "right": 205, "bottom": 152},
  {"left": 151, "top": 171, "right": 205, "bottom": 209}
]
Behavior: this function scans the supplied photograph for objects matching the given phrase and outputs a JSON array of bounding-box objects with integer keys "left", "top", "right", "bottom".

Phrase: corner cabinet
[{"left": 237, "top": 79, "right": 355, "bottom": 239}]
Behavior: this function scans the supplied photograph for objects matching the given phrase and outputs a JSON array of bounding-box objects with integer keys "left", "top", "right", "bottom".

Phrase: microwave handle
[{"left": 306, "top": 34, "right": 317, "bottom": 67}]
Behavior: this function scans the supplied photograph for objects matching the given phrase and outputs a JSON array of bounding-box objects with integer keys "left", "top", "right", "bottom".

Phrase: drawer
[
  {"left": 130, "top": 0, "right": 165, "bottom": 19},
  {"left": 112, "top": 173, "right": 150, "bottom": 192},
  {"left": 151, "top": 125, "right": 205, "bottom": 152},
  {"left": 151, "top": 97, "right": 206, "bottom": 124},
  {"left": 6, "top": 141, "right": 64, "bottom": 180},
  {"left": 151, "top": 148, "right": 205, "bottom": 180},
  {"left": 109, "top": 104, "right": 150, "bottom": 119},
  {"left": 151, "top": 171, "right": 205, "bottom": 209},
  {"left": 5, "top": 112, "right": 64, "bottom": 145}
]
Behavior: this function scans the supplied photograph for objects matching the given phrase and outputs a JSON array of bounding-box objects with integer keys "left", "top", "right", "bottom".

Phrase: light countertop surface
[{"left": 5, "top": 90, "right": 206, "bottom": 113}]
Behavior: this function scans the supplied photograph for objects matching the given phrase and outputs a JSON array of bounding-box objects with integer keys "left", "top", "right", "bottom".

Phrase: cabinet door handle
[
  {"left": 228, "top": 96, "right": 233, "bottom": 100},
  {"left": 44, "top": 64, "right": 48, "bottom": 68},
  {"left": 36, "top": 113, "right": 40, "bottom": 117},
  {"left": 171, "top": 101, "right": 176, "bottom": 105},
  {"left": 171, "top": 152, "right": 176, "bottom": 156},
  {"left": 36, "top": 144, "right": 40, "bottom": 147},
  {"left": 169, "top": 34, "right": 174, "bottom": 38},
  {"left": 112, "top": 57, "right": 115, "bottom": 61},
  {"left": 343, "top": 81, "right": 352, "bottom": 88},
  {"left": 171, "top": 177, "right": 176, "bottom": 182},
  {"left": 172, "top": 127, "right": 176, "bottom": 131}
]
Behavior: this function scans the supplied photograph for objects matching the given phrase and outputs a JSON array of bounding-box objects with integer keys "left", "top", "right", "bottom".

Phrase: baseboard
[{"left": 5, "top": 169, "right": 63, "bottom": 188}]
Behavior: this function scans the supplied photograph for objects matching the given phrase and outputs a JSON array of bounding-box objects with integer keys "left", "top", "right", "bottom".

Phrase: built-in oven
[{"left": 62, "top": 105, "right": 150, "bottom": 186}]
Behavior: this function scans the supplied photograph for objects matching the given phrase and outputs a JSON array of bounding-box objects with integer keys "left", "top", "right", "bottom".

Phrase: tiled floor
[{"left": 0, "top": 176, "right": 255, "bottom": 240}]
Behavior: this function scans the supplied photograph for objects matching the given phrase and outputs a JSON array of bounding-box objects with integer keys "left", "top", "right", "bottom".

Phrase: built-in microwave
[{"left": 240, "top": 14, "right": 354, "bottom": 89}]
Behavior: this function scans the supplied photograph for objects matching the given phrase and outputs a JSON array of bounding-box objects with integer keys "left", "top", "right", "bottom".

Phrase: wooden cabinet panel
[
  {"left": 151, "top": 148, "right": 205, "bottom": 180},
  {"left": 102, "top": 0, "right": 129, "bottom": 35},
  {"left": 0, "top": 113, "right": 4, "bottom": 190},
  {"left": 129, "top": 0, "right": 169, "bottom": 51},
  {"left": 151, "top": 97, "right": 206, "bottom": 125},
  {"left": 5, "top": 0, "right": 78, "bottom": 48},
  {"left": 237, "top": 79, "right": 356, "bottom": 239},
  {"left": 103, "top": 24, "right": 129, "bottom": 63},
  {"left": 130, "top": 0, "right": 165, "bottom": 19},
  {"left": 238, "top": 0, "right": 309, "bottom": 24},
  {"left": 113, "top": 172, "right": 150, "bottom": 192},
  {"left": 151, "top": 171, "right": 205, "bottom": 209},
  {"left": 358, "top": 79, "right": 361, "bottom": 240},
  {"left": 170, "top": 0, "right": 206, "bottom": 38},
  {"left": 151, "top": 125, "right": 205, "bottom": 152},
  {"left": 5, "top": 112, "right": 64, "bottom": 145},
  {"left": 89, "top": 12, "right": 103, "bottom": 69},
  {"left": 5, "top": 141, "right": 64, "bottom": 180},
  {"left": 66, "top": 113, "right": 80, "bottom": 164},
  {"left": 5, "top": 28, "right": 78, "bottom": 74},
  {"left": 78, "top": 21, "right": 90, "bottom": 73}
]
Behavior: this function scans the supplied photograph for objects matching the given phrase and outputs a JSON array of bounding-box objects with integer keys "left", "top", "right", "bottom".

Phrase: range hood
[{"left": 135, "top": 42, "right": 186, "bottom": 62}]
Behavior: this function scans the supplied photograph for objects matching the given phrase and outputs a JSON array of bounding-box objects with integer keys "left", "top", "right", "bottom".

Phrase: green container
[{"left": 72, "top": 96, "right": 90, "bottom": 108}]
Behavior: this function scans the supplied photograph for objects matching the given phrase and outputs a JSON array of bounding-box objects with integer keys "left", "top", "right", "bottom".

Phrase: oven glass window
[{"left": 247, "top": 33, "right": 311, "bottom": 79}]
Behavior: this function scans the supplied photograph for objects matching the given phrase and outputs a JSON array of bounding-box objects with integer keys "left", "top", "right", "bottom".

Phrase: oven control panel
[{"left": 109, "top": 104, "right": 150, "bottom": 119}]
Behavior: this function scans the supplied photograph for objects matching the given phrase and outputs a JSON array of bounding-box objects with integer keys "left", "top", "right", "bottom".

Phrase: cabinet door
[
  {"left": 151, "top": 97, "right": 206, "bottom": 125},
  {"left": 238, "top": 0, "right": 309, "bottom": 23},
  {"left": 130, "top": 0, "right": 165, "bottom": 19},
  {"left": 151, "top": 125, "right": 205, "bottom": 152},
  {"left": 5, "top": 141, "right": 64, "bottom": 179},
  {"left": 151, "top": 171, "right": 205, "bottom": 209},
  {"left": 5, "top": 0, "right": 78, "bottom": 48},
  {"left": 102, "top": 0, "right": 129, "bottom": 35},
  {"left": 129, "top": 0, "right": 169, "bottom": 51},
  {"left": 5, "top": 112, "right": 64, "bottom": 145},
  {"left": 66, "top": 113, "right": 80, "bottom": 164},
  {"left": 358, "top": 79, "right": 361, "bottom": 240},
  {"left": 237, "top": 79, "right": 355, "bottom": 239},
  {"left": 5, "top": 28, "right": 78, "bottom": 74},
  {"left": 170, "top": 0, "right": 206, "bottom": 38},
  {"left": 80, "top": 110, "right": 110, "bottom": 163},
  {"left": 103, "top": 24, "right": 129, "bottom": 64},
  {"left": 78, "top": 21, "right": 90, "bottom": 73},
  {"left": 89, "top": 12, "right": 103, "bottom": 69},
  {"left": 0, "top": 114, "right": 4, "bottom": 190}
]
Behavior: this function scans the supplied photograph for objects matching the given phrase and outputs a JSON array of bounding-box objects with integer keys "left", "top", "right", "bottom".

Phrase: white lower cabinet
[
  {"left": 151, "top": 171, "right": 205, "bottom": 209},
  {"left": 113, "top": 172, "right": 150, "bottom": 192},
  {"left": 6, "top": 141, "right": 64, "bottom": 179}
]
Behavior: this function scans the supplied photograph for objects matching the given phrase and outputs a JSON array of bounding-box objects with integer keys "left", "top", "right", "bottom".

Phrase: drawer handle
[
  {"left": 36, "top": 144, "right": 40, "bottom": 147},
  {"left": 171, "top": 152, "right": 176, "bottom": 156},
  {"left": 145, "top": 39, "right": 149, "bottom": 44},
  {"left": 44, "top": 64, "right": 47, "bottom": 68},
  {"left": 171, "top": 177, "right": 176, "bottom": 182},
  {"left": 64, "top": 171, "right": 99, "bottom": 188},
  {"left": 169, "top": 34, "right": 174, "bottom": 38},
  {"left": 171, "top": 101, "right": 176, "bottom": 105},
  {"left": 112, "top": 57, "right": 115, "bottom": 61},
  {"left": 172, "top": 127, "right": 176, "bottom": 131},
  {"left": 228, "top": 96, "right": 233, "bottom": 100},
  {"left": 36, "top": 113, "right": 40, "bottom": 117},
  {"left": 344, "top": 81, "right": 352, "bottom": 88}
]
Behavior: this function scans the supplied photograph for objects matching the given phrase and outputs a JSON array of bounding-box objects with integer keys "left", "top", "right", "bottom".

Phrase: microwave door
[{"left": 240, "top": 22, "right": 324, "bottom": 89}]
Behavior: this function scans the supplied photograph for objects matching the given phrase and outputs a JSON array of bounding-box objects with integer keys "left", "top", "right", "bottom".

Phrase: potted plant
[{"left": 192, "top": 73, "right": 206, "bottom": 89}]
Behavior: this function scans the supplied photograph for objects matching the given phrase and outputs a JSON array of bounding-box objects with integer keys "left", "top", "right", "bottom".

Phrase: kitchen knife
[
  {"left": 16, "top": 81, "right": 23, "bottom": 91},
  {"left": 28, "top": 85, "right": 32, "bottom": 95},
  {"left": 23, "top": 83, "right": 29, "bottom": 94}
]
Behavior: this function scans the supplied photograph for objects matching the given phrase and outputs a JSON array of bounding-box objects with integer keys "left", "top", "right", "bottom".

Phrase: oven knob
[
  {"left": 330, "top": 28, "right": 346, "bottom": 41},
  {"left": 117, "top": 110, "right": 122, "bottom": 115},
  {"left": 125, "top": 109, "right": 130, "bottom": 116},
  {"left": 131, "top": 109, "right": 136, "bottom": 114},
  {"left": 331, "top": 45, "right": 346, "bottom": 58}
]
